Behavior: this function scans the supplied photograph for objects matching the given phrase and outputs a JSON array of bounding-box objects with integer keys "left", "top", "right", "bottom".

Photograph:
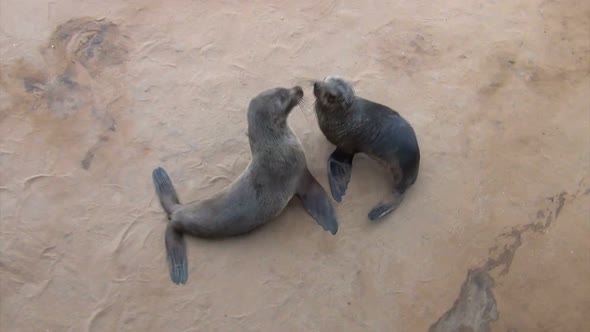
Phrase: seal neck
[
  {"left": 247, "top": 119, "right": 293, "bottom": 155},
  {"left": 315, "top": 101, "right": 354, "bottom": 127}
]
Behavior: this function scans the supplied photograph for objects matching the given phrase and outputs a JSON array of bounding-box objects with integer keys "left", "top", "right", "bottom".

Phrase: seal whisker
[
  {"left": 299, "top": 97, "right": 314, "bottom": 117},
  {"left": 299, "top": 96, "right": 309, "bottom": 109},
  {"left": 299, "top": 102, "right": 310, "bottom": 115},
  {"left": 299, "top": 99, "right": 315, "bottom": 121},
  {"left": 296, "top": 78, "right": 316, "bottom": 87},
  {"left": 297, "top": 104, "right": 310, "bottom": 121}
]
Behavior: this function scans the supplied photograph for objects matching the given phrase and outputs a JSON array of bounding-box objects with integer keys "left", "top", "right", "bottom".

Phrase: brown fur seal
[
  {"left": 313, "top": 76, "right": 420, "bottom": 221},
  {"left": 152, "top": 86, "right": 338, "bottom": 284}
]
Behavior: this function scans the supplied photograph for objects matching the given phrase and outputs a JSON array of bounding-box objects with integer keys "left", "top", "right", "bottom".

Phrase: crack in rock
[
  {"left": 429, "top": 269, "right": 497, "bottom": 332},
  {"left": 429, "top": 182, "right": 585, "bottom": 332},
  {"left": 483, "top": 191, "right": 566, "bottom": 276}
]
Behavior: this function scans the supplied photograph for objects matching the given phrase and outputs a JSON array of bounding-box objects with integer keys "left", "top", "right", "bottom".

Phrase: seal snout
[
  {"left": 289, "top": 86, "right": 304, "bottom": 107},
  {"left": 284, "top": 86, "right": 304, "bottom": 112},
  {"left": 291, "top": 86, "right": 304, "bottom": 99}
]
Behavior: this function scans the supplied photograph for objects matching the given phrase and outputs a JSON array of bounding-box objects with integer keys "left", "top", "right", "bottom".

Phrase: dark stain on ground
[
  {"left": 430, "top": 180, "right": 586, "bottom": 332},
  {"left": 480, "top": 0, "right": 590, "bottom": 101},
  {"left": 478, "top": 56, "right": 516, "bottom": 97},
  {"left": 1, "top": 17, "right": 128, "bottom": 171},
  {"left": 44, "top": 17, "right": 128, "bottom": 75},
  {"left": 477, "top": 53, "right": 588, "bottom": 99},
  {"left": 551, "top": 192, "right": 566, "bottom": 219},
  {"left": 370, "top": 21, "right": 440, "bottom": 76},
  {"left": 85, "top": 24, "right": 108, "bottom": 58},
  {"left": 45, "top": 73, "right": 95, "bottom": 118},
  {"left": 23, "top": 77, "right": 46, "bottom": 93},
  {"left": 81, "top": 135, "right": 110, "bottom": 170}
]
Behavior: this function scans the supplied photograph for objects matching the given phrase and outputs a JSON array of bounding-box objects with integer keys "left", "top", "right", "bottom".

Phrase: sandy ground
[{"left": 1, "top": 0, "right": 589, "bottom": 331}]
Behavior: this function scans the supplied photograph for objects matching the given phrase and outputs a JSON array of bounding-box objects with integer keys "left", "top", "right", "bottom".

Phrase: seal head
[
  {"left": 247, "top": 86, "right": 303, "bottom": 139},
  {"left": 249, "top": 86, "right": 303, "bottom": 121},
  {"left": 313, "top": 76, "right": 355, "bottom": 110}
]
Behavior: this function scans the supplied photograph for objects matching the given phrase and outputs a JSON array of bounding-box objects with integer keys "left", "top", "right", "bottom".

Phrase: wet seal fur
[
  {"left": 313, "top": 76, "right": 420, "bottom": 221},
  {"left": 152, "top": 86, "right": 338, "bottom": 285}
]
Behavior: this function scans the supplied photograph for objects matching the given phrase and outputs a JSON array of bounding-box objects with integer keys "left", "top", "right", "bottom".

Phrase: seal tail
[
  {"left": 402, "top": 151, "right": 420, "bottom": 189},
  {"left": 165, "top": 224, "right": 188, "bottom": 285},
  {"left": 152, "top": 167, "right": 180, "bottom": 215},
  {"left": 152, "top": 167, "right": 187, "bottom": 284}
]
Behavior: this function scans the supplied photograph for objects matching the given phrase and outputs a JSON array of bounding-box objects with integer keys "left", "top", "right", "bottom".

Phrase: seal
[
  {"left": 313, "top": 76, "right": 420, "bottom": 221},
  {"left": 152, "top": 86, "right": 338, "bottom": 285}
]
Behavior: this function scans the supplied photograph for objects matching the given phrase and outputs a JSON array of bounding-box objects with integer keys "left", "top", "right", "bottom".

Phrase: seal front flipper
[
  {"left": 327, "top": 148, "right": 354, "bottom": 202},
  {"left": 297, "top": 170, "right": 338, "bottom": 235}
]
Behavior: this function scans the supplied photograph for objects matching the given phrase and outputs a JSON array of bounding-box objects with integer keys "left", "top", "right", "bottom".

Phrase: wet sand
[{"left": 1, "top": 0, "right": 589, "bottom": 331}]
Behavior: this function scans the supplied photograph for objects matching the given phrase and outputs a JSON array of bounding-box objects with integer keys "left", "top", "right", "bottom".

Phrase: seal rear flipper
[
  {"left": 327, "top": 148, "right": 354, "bottom": 202},
  {"left": 152, "top": 167, "right": 180, "bottom": 216},
  {"left": 297, "top": 170, "right": 338, "bottom": 235},
  {"left": 368, "top": 192, "right": 404, "bottom": 221},
  {"left": 165, "top": 224, "right": 188, "bottom": 285}
]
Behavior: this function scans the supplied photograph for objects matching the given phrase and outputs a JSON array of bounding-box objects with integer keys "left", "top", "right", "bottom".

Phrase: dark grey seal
[{"left": 313, "top": 76, "right": 420, "bottom": 221}]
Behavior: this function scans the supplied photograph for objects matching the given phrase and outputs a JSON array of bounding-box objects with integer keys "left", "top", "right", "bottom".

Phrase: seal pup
[
  {"left": 152, "top": 86, "right": 338, "bottom": 285},
  {"left": 313, "top": 76, "right": 420, "bottom": 221}
]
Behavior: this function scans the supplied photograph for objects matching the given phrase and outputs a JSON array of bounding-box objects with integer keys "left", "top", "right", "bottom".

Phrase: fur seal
[
  {"left": 152, "top": 86, "right": 338, "bottom": 285},
  {"left": 313, "top": 76, "right": 420, "bottom": 221}
]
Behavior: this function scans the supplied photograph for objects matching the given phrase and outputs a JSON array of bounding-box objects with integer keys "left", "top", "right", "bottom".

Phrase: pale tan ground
[{"left": 1, "top": 1, "right": 589, "bottom": 331}]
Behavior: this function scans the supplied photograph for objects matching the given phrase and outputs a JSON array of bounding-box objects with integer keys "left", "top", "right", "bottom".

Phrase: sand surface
[{"left": 1, "top": 1, "right": 589, "bottom": 331}]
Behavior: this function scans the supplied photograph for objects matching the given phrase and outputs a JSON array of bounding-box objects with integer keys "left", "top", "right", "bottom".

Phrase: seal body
[
  {"left": 153, "top": 86, "right": 338, "bottom": 285},
  {"left": 313, "top": 76, "right": 420, "bottom": 221}
]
